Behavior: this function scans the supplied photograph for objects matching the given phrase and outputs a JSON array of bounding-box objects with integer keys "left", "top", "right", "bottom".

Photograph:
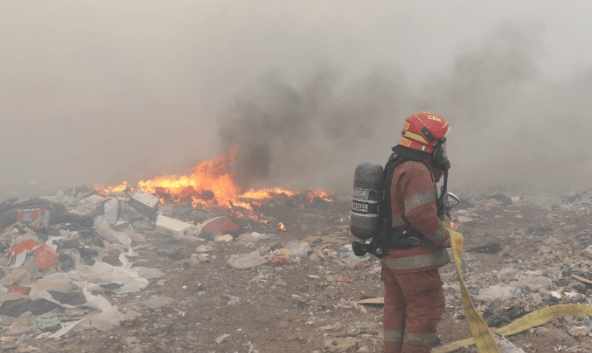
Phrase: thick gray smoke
[
  {"left": 218, "top": 21, "right": 592, "bottom": 196},
  {"left": 2, "top": 1, "right": 592, "bottom": 199},
  {"left": 218, "top": 70, "right": 411, "bottom": 190}
]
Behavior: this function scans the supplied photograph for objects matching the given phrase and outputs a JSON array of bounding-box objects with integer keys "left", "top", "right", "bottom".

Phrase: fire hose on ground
[{"left": 359, "top": 226, "right": 592, "bottom": 352}]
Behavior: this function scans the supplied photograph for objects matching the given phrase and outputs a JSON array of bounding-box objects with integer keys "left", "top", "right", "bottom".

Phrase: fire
[
  {"left": 307, "top": 189, "right": 334, "bottom": 203},
  {"left": 94, "top": 147, "right": 333, "bottom": 216},
  {"left": 279, "top": 222, "right": 286, "bottom": 231},
  {"left": 450, "top": 221, "right": 459, "bottom": 230},
  {"left": 96, "top": 181, "right": 128, "bottom": 196}
]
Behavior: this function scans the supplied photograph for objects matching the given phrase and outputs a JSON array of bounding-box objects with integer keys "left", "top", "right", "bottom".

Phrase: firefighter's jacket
[{"left": 382, "top": 160, "right": 451, "bottom": 273}]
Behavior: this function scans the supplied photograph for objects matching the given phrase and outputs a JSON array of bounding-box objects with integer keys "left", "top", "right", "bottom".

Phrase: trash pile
[
  {"left": 0, "top": 186, "right": 591, "bottom": 352},
  {"left": 0, "top": 188, "right": 174, "bottom": 347}
]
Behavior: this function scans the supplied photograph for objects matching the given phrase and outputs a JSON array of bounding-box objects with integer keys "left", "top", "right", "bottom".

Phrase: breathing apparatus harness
[{"left": 352, "top": 145, "right": 450, "bottom": 259}]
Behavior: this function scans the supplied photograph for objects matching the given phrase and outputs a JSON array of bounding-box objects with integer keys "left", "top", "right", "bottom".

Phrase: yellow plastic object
[
  {"left": 434, "top": 304, "right": 592, "bottom": 352},
  {"left": 358, "top": 225, "right": 592, "bottom": 352},
  {"left": 443, "top": 228, "right": 499, "bottom": 352}
]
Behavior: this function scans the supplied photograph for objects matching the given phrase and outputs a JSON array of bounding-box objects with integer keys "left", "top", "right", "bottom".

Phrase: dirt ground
[{"left": 13, "top": 194, "right": 592, "bottom": 353}]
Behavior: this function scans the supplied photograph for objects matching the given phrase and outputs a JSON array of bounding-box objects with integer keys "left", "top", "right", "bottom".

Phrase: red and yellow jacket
[{"left": 382, "top": 160, "right": 451, "bottom": 273}]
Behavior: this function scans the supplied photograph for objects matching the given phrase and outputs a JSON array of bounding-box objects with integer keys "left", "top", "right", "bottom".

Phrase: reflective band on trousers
[
  {"left": 391, "top": 215, "right": 406, "bottom": 227},
  {"left": 404, "top": 331, "right": 437, "bottom": 346},
  {"left": 384, "top": 329, "right": 404, "bottom": 343},
  {"left": 425, "top": 223, "right": 448, "bottom": 244},
  {"left": 404, "top": 188, "right": 436, "bottom": 214},
  {"left": 382, "top": 248, "right": 450, "bottom": 270}
]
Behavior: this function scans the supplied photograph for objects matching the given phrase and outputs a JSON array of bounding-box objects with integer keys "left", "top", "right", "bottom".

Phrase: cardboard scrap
[{"left": 357, "top": 297, "right": 384, "bottom": 305}]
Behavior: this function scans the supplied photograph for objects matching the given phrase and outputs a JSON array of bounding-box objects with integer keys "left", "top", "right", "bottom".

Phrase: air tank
[{"left": 350, "top": 161, "right": 384, "bottom": 240}]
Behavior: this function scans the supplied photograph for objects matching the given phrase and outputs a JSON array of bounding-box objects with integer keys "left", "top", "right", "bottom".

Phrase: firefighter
[{"left": 382, "top": 111, "right": 452, "bottom": 353}]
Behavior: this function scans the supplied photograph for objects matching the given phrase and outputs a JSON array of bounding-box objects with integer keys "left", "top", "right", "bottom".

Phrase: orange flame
[
  {"left": 96, "top": 181, "right": 128, "bottom": 196},
  {"left": 307, "top": 189, "right": 334, "bottom": 203},
  {"left": 94, "top": 147, "right": 333, "bottom": 220},
  {"left": 279, "top": 222, "right": 286, "bottom": 231},
  {"left": 450, "top": 221, "right": 459, "bottom": 230}
]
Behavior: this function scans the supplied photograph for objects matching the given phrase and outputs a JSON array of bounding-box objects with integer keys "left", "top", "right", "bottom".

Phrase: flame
[
  {"left": 279, "top": 222, "right": 286, "bottom": 231},
  {"left": 450, "top": 221, "right": 459, "bottom": 230},
  {"left": 307, "top": 189, "right": 334, "bottom": 203},
  {"left": 94, "top": 147, "right": 333, "bottom": 221},
  {"left": 96, "top": 181, "right": 128, "bottom": 196}
]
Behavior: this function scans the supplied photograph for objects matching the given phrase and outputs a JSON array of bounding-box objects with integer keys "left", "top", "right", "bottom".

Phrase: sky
[{"left": 1, "top": 0, "right": 591, "bottom": 198}]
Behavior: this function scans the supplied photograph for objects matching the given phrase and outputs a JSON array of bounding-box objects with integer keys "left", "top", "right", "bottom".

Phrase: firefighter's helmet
[{"left": 398, "top": 112, "right": 450, "bottom": 154}]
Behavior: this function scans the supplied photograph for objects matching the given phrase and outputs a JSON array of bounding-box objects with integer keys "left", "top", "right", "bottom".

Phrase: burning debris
[
  {"left": 95, "top": 148, "right": 335, "bottom": 223},
  {"left": 1, "top": 161, "right": 592, "bottom": 352}
]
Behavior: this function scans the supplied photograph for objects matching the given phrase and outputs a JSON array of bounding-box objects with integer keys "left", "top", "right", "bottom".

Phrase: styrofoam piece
[
  {"left": 129, "top": 190, "right": 159, "bottom": 214},
  {"left": 155, "top": 215, "right": 194, "bottom": 239}
]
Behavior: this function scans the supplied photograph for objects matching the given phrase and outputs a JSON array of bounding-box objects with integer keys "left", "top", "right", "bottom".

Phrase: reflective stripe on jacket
[{"left": 383, "top": 160, "right": 450, "bottom": 273}]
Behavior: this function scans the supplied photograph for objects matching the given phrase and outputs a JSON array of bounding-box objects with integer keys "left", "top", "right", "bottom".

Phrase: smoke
[
  {"left": 219, "top": 20, "right": 592, "bottom": 196},
  {"left": 218, "top": 69, "right": 412, "bottom": 190},
  {"left": 1, "top": 1, "right": 592, "bottom": 199}
]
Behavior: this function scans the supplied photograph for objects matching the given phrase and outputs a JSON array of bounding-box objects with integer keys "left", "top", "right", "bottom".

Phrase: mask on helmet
[{"left": 431, "top": 138, "right": 450, "bottom": 171}]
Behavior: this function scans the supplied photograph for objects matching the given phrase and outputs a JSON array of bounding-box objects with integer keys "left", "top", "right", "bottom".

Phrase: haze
[{"left": 1, "top": 0, "right": 591, "bottom": 199}]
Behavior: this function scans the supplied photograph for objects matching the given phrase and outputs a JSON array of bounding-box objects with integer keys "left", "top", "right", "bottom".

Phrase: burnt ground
[{"left": 10, "top": 193, "right": 592, "bottom": 353}]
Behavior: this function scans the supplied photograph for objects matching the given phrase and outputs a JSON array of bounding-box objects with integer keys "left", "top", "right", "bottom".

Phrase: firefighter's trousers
[{"left": 381, "top": 264, "right": 445, "bottom": 353}]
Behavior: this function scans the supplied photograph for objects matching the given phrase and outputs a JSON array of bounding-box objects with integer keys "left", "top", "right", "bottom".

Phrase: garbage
[
  {"left": 285, "top": 241, "right": 311, "bottom": 258},
  {"left": 195, "top": 245, "right": 213, "bottom": 252},
  {"left": 74, "top": 195, "right": 106, "bottom": 216},
  {"left": 17, "top": 209, "right": 50, "bottom": 229},
  {"left": 155, "top": 215, "right": 194, "bottom": 239},
  {"left": 129, "top": 190, "right": 159, "bottom": 215},
  {"left": 496, "top": 335, "right": 525, "bottom": 353},
  {"left": 568, "top": 325, "right": 589, "bottom": 338},
  {"left": 34, "top": 279, "right": 72, "bottom": 293},
  {"left": 227, "top": 251, "right": 267, "bottom": 269},
  {"left": 33, "top": 243, "right": 59, "bottom": 270},
  {"left": 103, "top": 198, "right": 119, "bottom": 225},
  {"left": 474, "top": 284, "right": 516, "bottom": 303},
  {"left": 32, "top": 317, "right": 61, "bottom": 332},
  {"left": 48, "top": 291, "right": 87, "bottom": 305},
  {"left": 238, "top": 232, "right": 274, "bottom": 242},
  {"left": 215, "top": 234, "right": 233, "bottom": 243},
  {"left": 215, "top": 333, "right": 230, "bottom": 344},
  {"left": 8, "top": 239, "right": 37, "bottom": 256},
  {"left": 201, "top": 217, "right": 240, "bottom": 235},
  {"left": 0, "top": 298, "right": 63, "bottom": 317},
  {"left": 0, "top": 269, "right": 31, "bottom": 287},
  {"left": 7, "top": 285, "right": 30, "bottom": 295},
  {"left": 466, "top": 242, "right": 501, "bottom": 254},
  {"left": 140, "top": 296, "right": 175, "bottom": 310},
  {"left": 157, "top": 246, "right": 184, "bottom": 259},
  {"left": 266, "top": 256, "right": 292, "bottom": 266},
  {"left": 323, "top": 337, "right": 359, "bottom": 352},
  {"left": 581, "top": 245, "right": 592, "bottom": 259}
]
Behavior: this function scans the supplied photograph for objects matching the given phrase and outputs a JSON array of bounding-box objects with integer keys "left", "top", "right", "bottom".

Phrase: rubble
[{"left": 0, "top": 186, "right": 588, "bottom": 352}]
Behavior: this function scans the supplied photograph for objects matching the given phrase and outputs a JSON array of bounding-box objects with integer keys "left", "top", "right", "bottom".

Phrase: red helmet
[{"left": 398, "top": 112, "right": 450, "bottom": 153}]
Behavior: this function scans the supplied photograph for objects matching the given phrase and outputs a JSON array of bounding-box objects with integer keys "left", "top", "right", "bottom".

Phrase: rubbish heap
[{"left": 0, "top": 187, "right": 591, "bottom": 352}]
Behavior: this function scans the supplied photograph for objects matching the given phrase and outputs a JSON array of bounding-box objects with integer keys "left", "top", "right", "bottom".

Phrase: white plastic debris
[
  {"left": 475, "top": 284, "right": 516, "bottom": 303},
  {"left": 155, "top": 215, "right": 194, "bottom": 239},
  {"left": 103, "top": 198, "right": 120, "bottom": 224},
  {"left": 285, "top": 242, "right": 312, "bottom": 258},
  {"left": 129, "top": 190, "right": 159, "bottom": 214},
  {"left": 227, "top": 251, "right": 267, "bottom": 269},
  {"left": 215, "top": 234, "right": 233, "bottom": 243},
  {"left": 496, "top": 335, "right": 525, "bottom": 353},
  {"left": 215, "top": 333, "right": 231, "bottom": 344}
]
